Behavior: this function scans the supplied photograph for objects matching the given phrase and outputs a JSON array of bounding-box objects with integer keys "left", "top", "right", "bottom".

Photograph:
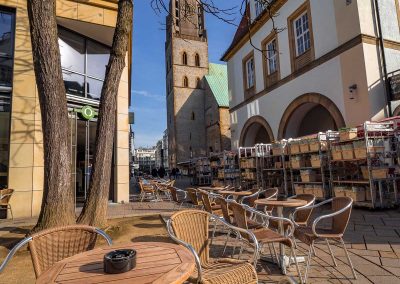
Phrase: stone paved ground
[{"left": 0, "top": 177, "right": 399, "bottom": 283}]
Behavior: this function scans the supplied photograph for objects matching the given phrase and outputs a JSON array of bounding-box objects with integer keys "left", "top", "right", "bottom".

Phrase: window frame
[
  {"left": 0, "top": 6, "right": 16, "bottom": 89},
  {"left": 242, "top": 51, "right": 256, "bottom": 99},
  {"left": 262, "top": 32, "right": 280, "bottom": 88},
  {"left": 288, "top": 1, "right": 314, "bottom": 72},
  {"left": 182, "top": 51, "right": 188, "bottom": 65},
  {"left": 183, "top": 76, "right": 189, "bottom": 87},
  {"left": 58, "top": 26, "right": 111, "bottom": 101},
  {"left": 293, "top": 12, "right": 311, "bottom": 57},
  {"left": 254, "top": 1, "right": 265, "bottom": 18},
  {"left": 195, "top": 53, "right": 200, "bottom": 67}
]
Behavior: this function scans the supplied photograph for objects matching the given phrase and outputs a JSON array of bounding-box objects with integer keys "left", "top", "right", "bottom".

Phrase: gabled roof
[{"left": 205, "top": 63, "right": 229, "bottom": 108}]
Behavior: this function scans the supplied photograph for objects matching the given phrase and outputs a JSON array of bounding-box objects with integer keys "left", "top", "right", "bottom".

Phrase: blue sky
[{"left": 130, "top": 0, "right": 243, "bottom": 147}]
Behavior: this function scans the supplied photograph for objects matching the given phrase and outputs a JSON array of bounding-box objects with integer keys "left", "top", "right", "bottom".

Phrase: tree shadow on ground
[{"left": 131, "top": 235, "right": 173, "bottom": 243}]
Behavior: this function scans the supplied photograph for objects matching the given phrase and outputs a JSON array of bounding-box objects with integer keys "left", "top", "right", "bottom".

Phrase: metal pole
[{"left": 374, "top": 0, "right": 392, "bottom": 117}]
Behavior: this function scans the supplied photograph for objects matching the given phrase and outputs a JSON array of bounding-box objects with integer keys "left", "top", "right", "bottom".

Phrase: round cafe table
[
  {"left": 198, "top": 186, "right": 227, "bottom": 192},
  {"left": 36, "top": 242, "right": 195, "bottom": 284},
  {"left": 254, "top": 198, "right": 307, "bottom": 274},
  {"left": 219, "top": 190, "right": 253, "bottom": 202}
]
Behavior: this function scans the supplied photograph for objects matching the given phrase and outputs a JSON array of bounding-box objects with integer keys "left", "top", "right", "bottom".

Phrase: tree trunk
[
  {"left": 28, "top": 0, "right": 75, "bottom": 232},
  {"left": 77, "top": 0, "right": 133, "bottom": 227}
]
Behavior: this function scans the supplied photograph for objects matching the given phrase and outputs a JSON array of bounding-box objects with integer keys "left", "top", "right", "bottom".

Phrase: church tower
[{"left": 165, "top": 0, "right": 209, "bottom": 168}]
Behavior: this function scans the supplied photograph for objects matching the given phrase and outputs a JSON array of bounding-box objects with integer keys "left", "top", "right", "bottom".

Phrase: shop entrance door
[{"left": 69, "top": 110, "right": 97, "bottom": 206}]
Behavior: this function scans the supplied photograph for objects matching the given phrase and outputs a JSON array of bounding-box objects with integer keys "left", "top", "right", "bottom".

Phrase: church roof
[{"left": 205, "top": 63, "right": 229, "bottom": 108}]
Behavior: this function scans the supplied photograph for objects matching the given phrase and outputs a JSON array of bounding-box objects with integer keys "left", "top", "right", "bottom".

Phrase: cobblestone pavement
[{"left": 1, "top": 178, "right": 399, "bottom": 283}]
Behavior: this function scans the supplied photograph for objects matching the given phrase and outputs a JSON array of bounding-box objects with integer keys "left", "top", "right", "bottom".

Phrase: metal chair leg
[
  {"left": 311, "top": 242, "right": 317, "bottom": 257},
  {"left": 222, "top": 231, "right": 231, "bottom": 256},
  {"left": 291, "top": 246, "right": 304, "bottom": 284},
  {"left": 272, "top": 243, "right": 280, "bottom": 267},
  {"left": 304, "top": 241, "right": 314, "bottom": 283},
  {"left": 340, "top": 238, "right": 357, "bottom": 279},
  {"left": 231, "top": 233, "right": 240, "bottom": 258},
  {"left": 326, "top": 239, "right": 337, "bottom": 267}
]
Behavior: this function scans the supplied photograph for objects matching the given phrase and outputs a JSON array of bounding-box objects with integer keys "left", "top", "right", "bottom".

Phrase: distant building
[
  {"left": 135, "top": 148, "right": 156, "bottom": 173},
  {"left": 222, "top": 0, "right": 400, "bottom": 149},
  {"left": 155, "top": 140, "right": 163, "bottom": 168},
  {"left": 162, "top": 129, "right": 169, "bottom": 169},
  {"left": 165, "top": 0, "right": 231, "bottom": 168},
  {"left": 155, "top": 129, "right": 170, "bottom": 170}
]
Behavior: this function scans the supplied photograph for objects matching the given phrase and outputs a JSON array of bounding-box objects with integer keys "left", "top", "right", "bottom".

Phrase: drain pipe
[{"left": 374, "top": 0, "right": 393, "bottom": 117}]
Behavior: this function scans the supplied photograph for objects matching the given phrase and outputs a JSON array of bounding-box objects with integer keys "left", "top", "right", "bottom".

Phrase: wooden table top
[
  {"left": 220, "top": 190, "right": 253, "bottom": 196},
  {"left": 36, "top": 242, "right": 195, "bottom": 284},
  {"left": 198, "top": 186, "right": 227, "bottom": 191},
  {"left": 255, "top": 198, "right": 308, "bottom": 207}
]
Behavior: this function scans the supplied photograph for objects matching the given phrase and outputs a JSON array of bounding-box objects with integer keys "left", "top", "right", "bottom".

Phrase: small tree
[{"left": 28, "top": 0, "right": 133, "bottom": 231}]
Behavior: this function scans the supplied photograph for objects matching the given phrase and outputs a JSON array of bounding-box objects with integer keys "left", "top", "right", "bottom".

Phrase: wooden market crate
[
  {"left": 372, "top": 168, "right": 389, "bottom": 179},
  {"left": 291, "top": 159, "right": 307, "bottom": 169},
  {"left": 300, "top": 170, "right": 317, "bottom": 182},
  {"left": 303, "top": 186, "right": 314, "bottom": 195},
  {"left": 272, "top": 145, "right": 288, "bottom": 156},
  {"left": 299, "top": 142, "right": 310, "bottom": 153},
  {"left": 331, "top": 149, "right": 342, "bottom": 160},
  {"left": 309, "top": 141, "right": 328, "bottom": 152},
  {"left": 313, "top": 186, "right": 324, "bottom": 198},
  {"left": 365, "top": 188, "right": 372, "bottom": 201},
  {"left": 354, "top": 147, "right": 367, "bottom": 159},
  {"left": 290, "top": 143, "right": 300, "bottom": 154},
  {"left": 294, "top": 184, "right": 304, "bottom": 195},
  {"left": 346, "top": 187, "right": 366, "bottom": 202},
  {"left": 339, "top": 128, "right": 358, "bottom": 141},
  {"left": 310, "top": 155, "right": 322, "bottom": 168},
  {"left": 342, "top": 149, "right": 355, "bottom": 160},
  {"left": 334, "top": 186, "right": 347, "bottom": 197}
]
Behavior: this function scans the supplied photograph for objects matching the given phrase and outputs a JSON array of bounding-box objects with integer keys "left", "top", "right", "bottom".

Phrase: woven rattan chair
[
  {"left": 139, "top": 181, "right": 158, "bottom": 202},
  {"left": 198, "top": 190, "right": 222, "bottom": 215},
  {"left": 169, "top": 186, "right": 188, "bottom": 210},
  {"left": 229, "top": 201, "right": 303, "bottom": 283},
  {"left": 0, "top": 188, "right": 14, "bottom": 220},
  {"left": 166, "top": 210, "right": 258, "bottom": 284},
  {"left": 187, "top": 188, "right": 203, "bottom": 209},
  {"left": 293, "top": 197, "right": 356, "bottom": 282},
  {"left": 0, "top": 225, "right": 112, "bottom": 278}
]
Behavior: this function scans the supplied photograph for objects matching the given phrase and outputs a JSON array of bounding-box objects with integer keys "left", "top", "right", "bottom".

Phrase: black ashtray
[
  {"left": 277, "top": 195, "right": 287, "bottom": 201},
  {"left": 104, "top": 249, "right": 136, "bottom": 274}
]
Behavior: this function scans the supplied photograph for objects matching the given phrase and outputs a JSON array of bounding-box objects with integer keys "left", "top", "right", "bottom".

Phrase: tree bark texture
[
  {"left": 77, "top": 0, "right": 133, "bottom": 226},
  {"left": 28, "top": 0, "right": 75, "bottom": 232}
]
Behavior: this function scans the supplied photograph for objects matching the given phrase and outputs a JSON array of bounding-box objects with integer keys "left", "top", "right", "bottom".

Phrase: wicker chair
[
  {"left": 166, "top": 210, "right": 258, "bottom": 284},
  {"left": 138, "top": 181, "right": 158, "bottom": 202},
  {"left": 293, "top": 197, "right": 356, "bottom": 282},
  {"left": 0, "top": 225, "right": 112, "bottom": 278},
  {"left": 169, "top": 186, "right": 189, "bottom": 210},
  {"left": 198, "top": 190, "right": 222, "bottom": 215},
  {"left": 0, "top": 189, "right": 14, "bottom": 220},
  {"left": 229, "top": 201, "right": 303, "bottom": 284},
  {"left": 187, "top": 188, "right": 203, "bottom": 209}
]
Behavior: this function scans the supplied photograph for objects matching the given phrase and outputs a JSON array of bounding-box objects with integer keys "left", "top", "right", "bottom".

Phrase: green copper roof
[{"left": 205, "top": 63, "right": 229, "bottom": 107}]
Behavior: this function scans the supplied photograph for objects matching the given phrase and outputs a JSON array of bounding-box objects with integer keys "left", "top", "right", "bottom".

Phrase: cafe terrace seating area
[{"left": 0, "top": 176, "right": 400, "bottom": 283}]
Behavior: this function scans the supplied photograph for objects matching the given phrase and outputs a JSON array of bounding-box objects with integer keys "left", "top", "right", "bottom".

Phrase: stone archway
[
  {"left": 240, "top": 115, "right": 274, "bottom": 147},
  {"left": 278, "top": 93, "right": 345, "bottom": 139}
]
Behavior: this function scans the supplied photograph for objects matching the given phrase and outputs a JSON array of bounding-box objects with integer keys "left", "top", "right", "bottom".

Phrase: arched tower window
[
  {"left": 196, "top": 77, "right": 201, "bottom": 88},
  {"left": 182, "top": 52, "right": 188, "bottom": 65},
  {"left": 183, "top": 76, "right": 189, "bottom": 87},
  {"left": 195, "top": 53, "right": 200, "bottom": 67},
  {"left": 191, "top": 112, "right": 195, "bottom": 120}
]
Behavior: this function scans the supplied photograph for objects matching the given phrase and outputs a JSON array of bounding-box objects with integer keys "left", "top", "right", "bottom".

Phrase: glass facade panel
[
  {"left": 0, "top": 7, "right": 14, "bottom": 189},
  {"left": 58, "top": 28, "right": 85, "bottom": 74},
  {"left": 58, "top": 27, "right": 110, "bottom": 101},
  {"left": 63, "top": 71, "right": 85, "bottom": 97},
  {"left": 87, "top": 40, "right": 109, "bottom": 79}
]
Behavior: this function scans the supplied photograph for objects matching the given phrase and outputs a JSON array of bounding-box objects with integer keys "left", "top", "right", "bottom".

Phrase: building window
[
  {"left": 182, "top": 52, "right": 187, "bottom": 65},
  {"left": 255, "top": 1, "right": 265, "bottom": 17},
  {"left": 288, "top": 1, "right": 314, "bottom": 72},
  {"left": 245, "top": 57, "right": 255, "bottom": 89},
  {"left": 0, "top": 7, "right": 15, "bottom": 188},
  {"left": 196, "top": 77, "right": 201, "bottom": 88},
  {"left": 294, "top": 12, "right": 311, "bottom": 56},
  {"left": 266, "top": 39, "right": 278, "bottom": 74},
  {"left": 175, "top": 0, "right": 180, "bottom": 27},
  {"left": 183, "top": 76, "right": 189, "bottom": 87},
  {"left": 58, "top": 27, "right": 110, "bottom": 101},
  {"left": 195, "top": 53, "right": 200, "bottom": 67},
  {"left": 191, "top": 112, "right": 195, "bottom": 120}
]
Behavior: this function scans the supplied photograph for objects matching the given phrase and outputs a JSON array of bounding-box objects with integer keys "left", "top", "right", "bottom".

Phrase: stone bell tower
[{"left": 165, "top": 0, "right": 209, "bottom": 168}]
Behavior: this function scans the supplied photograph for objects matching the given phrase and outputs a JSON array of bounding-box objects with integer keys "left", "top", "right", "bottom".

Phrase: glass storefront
[
  {"left": 0, "top": 7, "right": 15, "bottom": 189},
  {"left": 58, "top": 27, "right": 110, "bottom": 101}
]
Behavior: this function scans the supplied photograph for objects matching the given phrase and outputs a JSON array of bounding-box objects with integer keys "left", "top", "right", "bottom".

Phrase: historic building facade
[
  {"left": 166, "top": 0, "right": 231, "bottom": 168},
  {"left": 223, "top": 0, "right": 400, "bottom": 149},
  {"left": 0, "top": 0, "right": 131, "bottom": 218}
]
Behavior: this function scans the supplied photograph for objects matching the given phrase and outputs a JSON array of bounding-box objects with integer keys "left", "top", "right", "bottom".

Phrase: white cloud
[{"left": 132, "top": 89, "right": 165, "bottom": 102}]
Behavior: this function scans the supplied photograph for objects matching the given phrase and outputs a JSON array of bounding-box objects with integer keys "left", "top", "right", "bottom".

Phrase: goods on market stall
[{"left": 339, "top": 127, "right": 358, "bottom": 141}]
